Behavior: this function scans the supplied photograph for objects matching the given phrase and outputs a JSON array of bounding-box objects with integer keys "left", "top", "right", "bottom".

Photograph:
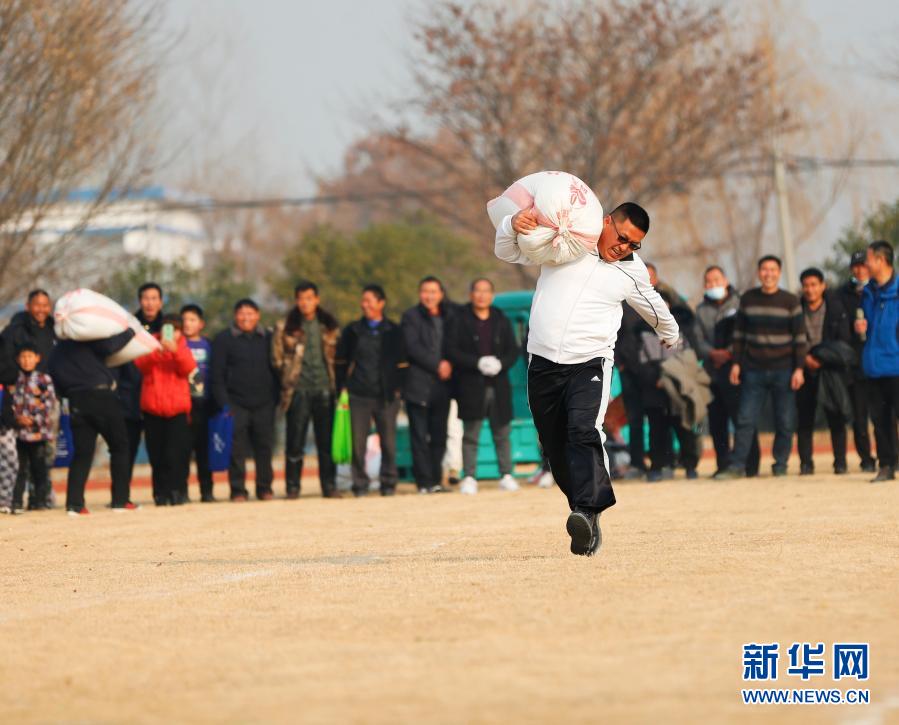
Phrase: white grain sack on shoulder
[
  {"left": 486, "top": 171, "right": 603, "bottom": 265},
  {"left": 54, "top": 288, "right": 161, "bottom": 366}
]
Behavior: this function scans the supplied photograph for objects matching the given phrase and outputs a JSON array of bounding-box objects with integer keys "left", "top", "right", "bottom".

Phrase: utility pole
[{"left": 773, "top": 144, "right": 798, "bottom": 290}]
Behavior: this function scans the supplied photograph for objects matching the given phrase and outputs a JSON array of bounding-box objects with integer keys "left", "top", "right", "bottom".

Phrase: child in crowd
[
  {"left": 0, "top": 337, "right": 20, "bottom": 514},
  {"left": 134, "top": 313, "right": 196, "bottom": 506},
  {"left": 12, "top": 345, "right": 57, "bottom": 511},
  {"left": 181, "top": 304, "right": 215, "bottom": 502}
]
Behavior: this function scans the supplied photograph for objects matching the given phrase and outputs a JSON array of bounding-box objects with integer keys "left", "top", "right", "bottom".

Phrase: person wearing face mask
[
  {"left": 835, "top": 251, "right": 878, "bottom": 473},
  {"left": 693, "top": 266, "right": 760, "bottom": 477},
  {"left": 497, "top": 202, "right": 679, "bottom": 556}
]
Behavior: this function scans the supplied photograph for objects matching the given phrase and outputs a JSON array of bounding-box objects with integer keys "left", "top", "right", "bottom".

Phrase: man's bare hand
[
  {"left": 854, "top": 318, "right": 867, "bottom": 336},
  {"left": 437, "top": 360, "right": 452, "bottom": 381},
  {"left": 804, "top": 354, "right": 821, "bottom": 372},
  {"left": 709, "top": 349, "right": 731, "bottom": 368},
  {"left": 511, "top": 208, "right": 538, "bottom": 235},
  {"left": 791, "top": 367, "right": 805, "bottom": 391},
  {"left": 729, "top": 363, "right": 741, "bottom": 387}
]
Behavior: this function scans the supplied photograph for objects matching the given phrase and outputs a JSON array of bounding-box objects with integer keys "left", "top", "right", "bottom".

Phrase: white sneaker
[
  {"left": 459, "top": 476, "right": 478, "bottom": 495},
  {"left": 498, "top": 474, "right": 520, "bottom": 492},
  {"left": 537, "top": 472, "right": 554, "bottom": 489}
]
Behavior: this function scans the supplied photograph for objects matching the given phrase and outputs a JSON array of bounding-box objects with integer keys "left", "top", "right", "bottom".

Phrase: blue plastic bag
[
  {"left": 208, "top": 408, "right": 233, "bottom": 472},
  {"left": 53, "top": 410, "right": 75, "bottom": 468}
]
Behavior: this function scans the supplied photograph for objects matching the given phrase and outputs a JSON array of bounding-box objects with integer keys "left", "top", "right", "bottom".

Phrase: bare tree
[
  {"left": 316, "top": 0, "right": 789, "bottom": 285},
  {"left": 649, "top": 3, "right": 865, "bottom": 292},
  {"left": 0, "top": 0, "right": 161, "bottom": 304}
]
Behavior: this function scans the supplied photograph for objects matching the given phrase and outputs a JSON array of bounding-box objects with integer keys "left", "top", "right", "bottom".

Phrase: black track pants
[{"left": 527, "top": 354, "right": 615, "bottom": 514}]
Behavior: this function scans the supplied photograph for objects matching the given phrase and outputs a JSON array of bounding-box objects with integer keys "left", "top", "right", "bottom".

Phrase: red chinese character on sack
[{"left": 570, "top": 179, "right": 587, "bottom": 207}]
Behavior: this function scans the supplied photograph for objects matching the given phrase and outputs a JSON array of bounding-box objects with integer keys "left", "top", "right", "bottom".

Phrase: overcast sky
[
  {"left": 158, "top": 0, "right": 898, "bottom": 278},
  {"left": 160, "top": 0, "right": 897, "bottom": 185}
]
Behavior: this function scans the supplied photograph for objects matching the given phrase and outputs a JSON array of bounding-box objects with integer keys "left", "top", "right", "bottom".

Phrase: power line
[
  {"left": 156, "top": 187, "right": 469, "bottom": 213},
  {"left": 784, "top": 155, "right": 899, "bottom": 170},
  {"left": 146, "top": 154, "right": 899, "bottom": 214}
]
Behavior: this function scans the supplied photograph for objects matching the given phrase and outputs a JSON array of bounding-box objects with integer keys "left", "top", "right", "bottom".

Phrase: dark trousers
[
  {"left": 230, "top": 403, "right": 275, "bottom": 498},
  {"left": 619, "top": 369, "right": 646, "bottom": 470},
  {"left": 189, "top": 399, "right": 213, "bottom": 496},
  {"left": 144, "top": 413, "right": 192, "bottom": 504},
  {"left": 406, "top": 386, "right": 451, "bottom": 490},
  {"left": 13, "top": 441, "right": 50, "bottom": 509},
  {"left": 67, "top": 389, "right": 131, "bottom": 509},
  {"left": 708, "top": 376, "right": 760, "bottom": 475},
  {"left": 462, "top": 386, "right": 513, "bottom": 478},
  {"left": 796, "top": 372, "right": 847, "bottom": 470},
  {"left": 731, "top": 368, "right": 796, "bottom": 473},
  {"left": 527, "top": 355, "right": 615, "bottom": 514},
  {"left": 285, "top": 390, "right": 336, "bottom": 495},
  {"left": 124, "top": 418, "right": 142, "bottom": 479},
  {"left": 349, "top": 394, "right": 400, "bottom": 494},
  {"left": 848, "top": 377, "right": 876, "bottom": 467},
  {"left": 646, "top": 406, "right": 698, "bottom": 472},
  {"left": 868, "top": 376, "right": 899, "bottom": 469}
]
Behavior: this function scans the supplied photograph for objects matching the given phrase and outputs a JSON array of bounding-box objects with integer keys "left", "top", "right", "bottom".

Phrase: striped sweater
[{"left": 732, "top": 287, "right": 807, "bottom": 370}]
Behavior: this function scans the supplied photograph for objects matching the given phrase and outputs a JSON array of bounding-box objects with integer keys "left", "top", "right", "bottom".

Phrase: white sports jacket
[{"left": 495, "top": 215, "right": 680, "bottom": 365}]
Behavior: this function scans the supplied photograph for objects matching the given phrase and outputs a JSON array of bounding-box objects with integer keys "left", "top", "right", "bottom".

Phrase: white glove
[{"left": 478, "top": 355, "right": 502, "bottom": 376}]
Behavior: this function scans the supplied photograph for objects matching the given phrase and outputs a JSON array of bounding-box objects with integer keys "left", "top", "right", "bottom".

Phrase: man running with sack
[{"left": 495, "top": 202, "right": 679, "bottom": 556}]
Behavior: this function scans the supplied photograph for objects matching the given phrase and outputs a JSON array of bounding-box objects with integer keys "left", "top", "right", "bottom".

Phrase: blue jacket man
[{"left": 856, "top": 240, "right": 899, "bottom": 482}]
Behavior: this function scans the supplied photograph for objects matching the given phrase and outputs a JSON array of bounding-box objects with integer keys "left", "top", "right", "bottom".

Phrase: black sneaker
[
  {"left": 860, "top": 460, "right": 876, "bottom": 474},
  {"left": 799, "top": 464, "right": 814, "bottom": 476},
  {"left": 772, "top": 466, "right": 788, "bottom": 477},
  {"left": 713, "top": 469, "right": 743, "bottom": 481},
  {"left": 586, "top": 514, "right": 602, "bottom": 557},
  {"left": 380, "top": 487, "right": 396, "bottom": 497},
  {"left": 566, "top": 509, "right": 596, "bottom": 556},
  {"left": 871, "top": 467, "right": 895, "bottom": 483},
  {"left": 833, "top": 463, "right": 848, "bottom": 475},
  {"left": 200, "top": 492, "right": 216, "bottom": 503}
]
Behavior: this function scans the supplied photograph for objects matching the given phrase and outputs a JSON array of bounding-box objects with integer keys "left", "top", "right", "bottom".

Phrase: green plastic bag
[{"left": 331, "top": 390, "right": 352, "bottom": 464}]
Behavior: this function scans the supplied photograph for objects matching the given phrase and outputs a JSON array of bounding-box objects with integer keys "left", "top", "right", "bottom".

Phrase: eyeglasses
[{"left": 610, "top": 217, "right": 642, "bottom": 251}]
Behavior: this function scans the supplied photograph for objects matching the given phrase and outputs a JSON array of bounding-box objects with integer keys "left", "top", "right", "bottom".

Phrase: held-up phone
[{"left": 162, "top": 323, "right": 175, "bottom": 342}]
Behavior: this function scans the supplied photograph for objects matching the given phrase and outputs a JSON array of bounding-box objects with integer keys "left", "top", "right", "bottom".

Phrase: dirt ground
[{"left": 1, "top": 462, "right": 897, "bottom": 724}]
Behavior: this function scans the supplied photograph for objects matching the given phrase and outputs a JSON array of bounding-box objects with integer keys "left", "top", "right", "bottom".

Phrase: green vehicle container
[{"left": 395, "top": 290, "right": 628, "bottom": 479}]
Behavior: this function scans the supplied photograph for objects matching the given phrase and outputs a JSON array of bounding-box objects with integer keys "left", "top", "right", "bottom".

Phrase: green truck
[{"left": 394, "top": 290, "right": 629, "bottom": 479}]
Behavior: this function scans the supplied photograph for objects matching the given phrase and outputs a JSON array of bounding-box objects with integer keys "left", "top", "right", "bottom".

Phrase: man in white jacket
[{"left": 496, "top": 202, "right": 679, "bottom": 556}]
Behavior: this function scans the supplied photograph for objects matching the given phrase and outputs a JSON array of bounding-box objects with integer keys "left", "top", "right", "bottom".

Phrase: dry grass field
[{"left": 1, "top": 462, "right": 897, "bottom": 724}]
